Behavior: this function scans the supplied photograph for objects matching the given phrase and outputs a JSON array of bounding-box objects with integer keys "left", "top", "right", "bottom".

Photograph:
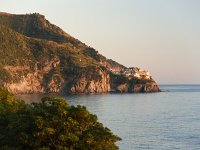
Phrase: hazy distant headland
[{"left": 0, "top": 12, "right": 160, "bottom": 94}]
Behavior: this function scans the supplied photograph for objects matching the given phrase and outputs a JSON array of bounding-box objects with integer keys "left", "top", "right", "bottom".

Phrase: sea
[{"left": 18, "top": 85, "right": 200, "bottom": 150}]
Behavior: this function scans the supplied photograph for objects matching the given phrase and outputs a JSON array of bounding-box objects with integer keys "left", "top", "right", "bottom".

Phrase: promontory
[{"left": 0, "top": 12, "right": 160, "bottom": 94}]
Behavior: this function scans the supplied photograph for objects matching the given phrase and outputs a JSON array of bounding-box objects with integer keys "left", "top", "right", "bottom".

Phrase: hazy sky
[{"left": 1, "top": 0, "right": 200, "bottom": 84}]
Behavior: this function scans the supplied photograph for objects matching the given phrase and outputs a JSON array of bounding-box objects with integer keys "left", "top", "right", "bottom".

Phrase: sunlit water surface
[{"left": 18, "top": 85, "right": 200, "bottom": 150}]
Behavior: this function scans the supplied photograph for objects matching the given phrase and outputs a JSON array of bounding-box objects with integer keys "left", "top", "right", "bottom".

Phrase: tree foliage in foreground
[{"left": 0, "top": 88, "right": 121, "bottom": 150}]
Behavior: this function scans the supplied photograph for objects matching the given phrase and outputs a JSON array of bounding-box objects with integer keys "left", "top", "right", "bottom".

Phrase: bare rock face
[
  {"left": 69, "top": 69, "right": 111, "bottom": 94},
  {"left": 2, "top": 58, "right": 64, "bottom": 94},
  {"left": 3, "top": 63, "right": 112, "bottom": 95},
  {"left": 132, "top": 84, "right": 143, "bottom": 93},
  {"left": 143, "top": 82, "right": 160, "bottom": 93},
  {"left": 110, "top": 71, "right": 160, "bottom": 93},
  {"left": 2, "top": 63, "right": 160, "bottom": 94},
  {"left": 4, "top": 74, "right": 43, "bottom": 94},
  {"left": 111, "top": 82, "right": 160, "bottom": 93},
  {"left": 116, "top": 83, "right": 129, "bottom": 93},
  {"left": 2, "top": 66, "right": 42, "bottom": 94},
  {"left": 46, "top": 74, "right": 64, "bottom": 93}
]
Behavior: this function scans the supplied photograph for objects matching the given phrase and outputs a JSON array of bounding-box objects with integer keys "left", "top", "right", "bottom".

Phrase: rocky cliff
[{"left": 0, "top": 12, "right": 160, "bottom": 94}]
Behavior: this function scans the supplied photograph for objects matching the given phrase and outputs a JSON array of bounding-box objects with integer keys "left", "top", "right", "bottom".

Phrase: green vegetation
[
  {"left": 0, "top": 67, "right": 13, "bottom": 83},
  {"left": 0, "top": 87, "right": 121, "bottom": 149},
  {"left": 0, "top": 25, "right": 32, "bottom": 66},
  {"left": 0, "top": 24, "right": 99, "bottom": 84},
  {"left": 0, "top": 13, "right": 85, "bottom": 48},
  {"left": 0, "top": 25, "right": 96, "bottom": 67}
]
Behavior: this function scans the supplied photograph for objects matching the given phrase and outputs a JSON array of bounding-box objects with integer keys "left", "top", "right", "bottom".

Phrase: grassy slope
[
  {"left": 0, "top": 12, "right": 85, "bottom": 49},
  {"left": 0, "top": 24, "right": 100, "bottom": 84},
  {"left": 0, "top": 12, "right": 125, "bottom": 69}
]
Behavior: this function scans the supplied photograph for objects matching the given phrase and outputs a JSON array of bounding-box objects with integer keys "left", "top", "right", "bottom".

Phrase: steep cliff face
[
  {"left": 0, "top": 12, "right": 160, "bottom": 94},
  {"left": 69, "top": 69, "right": 111, "bottom": 94},
  {"left": 110, "top": 72, "right": 160, "bottom": 93},
  {"left": 3, "top": 65, "right": 111, "bottom": 94}
]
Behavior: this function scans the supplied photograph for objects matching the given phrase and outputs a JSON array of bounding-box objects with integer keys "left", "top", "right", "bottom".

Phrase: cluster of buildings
[{"left": 110, "top": 67, "right": 151, "bottom": 80}]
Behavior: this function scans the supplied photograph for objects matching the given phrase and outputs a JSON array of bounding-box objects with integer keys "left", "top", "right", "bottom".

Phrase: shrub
[{"left": 0, "top": 88, "right": 121, "bottom": 149}]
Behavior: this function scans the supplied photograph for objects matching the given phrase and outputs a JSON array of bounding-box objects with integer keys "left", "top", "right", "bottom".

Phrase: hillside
[
  {"left": 0, "top": 12, "right": 85, "bottom": 48},
  {"left": 0, "top": 12, "right": 160, "bottom": 94}
]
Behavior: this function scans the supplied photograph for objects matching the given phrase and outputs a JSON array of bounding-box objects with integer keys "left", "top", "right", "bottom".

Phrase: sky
[{"left": 0, "top": 0, "right": 200, "bottom": 84}]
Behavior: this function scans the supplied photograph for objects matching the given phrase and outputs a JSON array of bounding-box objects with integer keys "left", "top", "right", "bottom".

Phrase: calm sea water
[{"left": 18, "top": 85, "right": 200, "bottom": 150}]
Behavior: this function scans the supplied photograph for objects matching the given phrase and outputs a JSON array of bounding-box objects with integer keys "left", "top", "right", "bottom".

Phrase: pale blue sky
[{"left": 1, "top": 0, "right": 200, "bottom": 84}]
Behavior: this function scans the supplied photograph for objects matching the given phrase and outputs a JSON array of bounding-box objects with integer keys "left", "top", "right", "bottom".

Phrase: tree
[{"left": 0, "top": 88, "right": 121, "bottom": 149}]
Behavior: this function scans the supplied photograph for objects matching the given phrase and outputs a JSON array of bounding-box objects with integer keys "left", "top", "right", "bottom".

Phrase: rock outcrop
[
  {"left": 69, "top": 70, "right": 111, "bottom": 94},
  {"left": 0, "top": 12, "right": 160, "bottom": 94},
  {"left": 110, "top": 71, "right": 160, "bottom": 93}
]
